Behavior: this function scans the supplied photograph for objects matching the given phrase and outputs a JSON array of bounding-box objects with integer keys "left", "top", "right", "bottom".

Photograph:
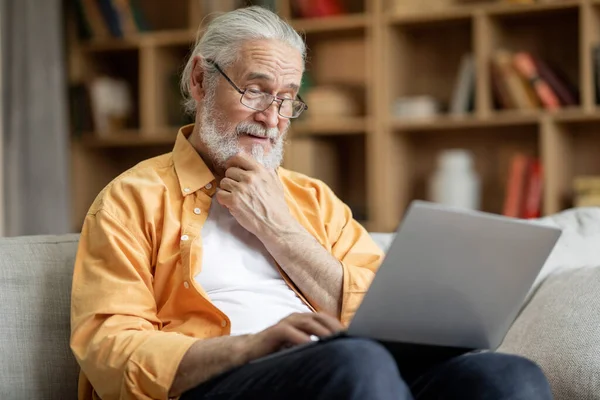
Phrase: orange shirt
[{"left": 70, "top": 125, "right": 384, "bottom": 400}]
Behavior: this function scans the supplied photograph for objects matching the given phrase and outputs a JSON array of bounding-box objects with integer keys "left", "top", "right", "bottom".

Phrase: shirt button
[
  {"left": 205, "top": 183, "right": 213, "bottom": 190},
  {"left": 183, "top": 281, "right": 190, "bottom": 289},
  {"left": 181, "top": 234, "right": 189, "bottom": 241},
  {"left": 183, "top": 187, "right": 191, "bottom": 193},
  {"left": 193, "top": 208, "right": 202, "bottom": 215},
  {"left": 221, "top": 320, "right": 227, "bottom": 328}
]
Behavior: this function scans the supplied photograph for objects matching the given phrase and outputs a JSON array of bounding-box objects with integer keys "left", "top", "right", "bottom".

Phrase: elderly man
[{"left": 70, "top": 6, "right": 552, "bottom": 400}]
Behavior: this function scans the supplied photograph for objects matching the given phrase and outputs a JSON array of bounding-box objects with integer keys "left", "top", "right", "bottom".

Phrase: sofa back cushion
[
  {"left": 0, "top": 234, "right": 80, "bottom": 399},
  {"left": 499, "top": 267, "right": 600, "bottom": 400}
]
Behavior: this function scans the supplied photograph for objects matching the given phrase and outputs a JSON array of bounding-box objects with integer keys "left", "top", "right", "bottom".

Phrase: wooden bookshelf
[{"left": 66, "top": 0, "right": 600, "bottom": 233}]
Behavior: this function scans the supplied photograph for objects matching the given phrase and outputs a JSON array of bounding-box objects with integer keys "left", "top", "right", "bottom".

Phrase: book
[
  {"left": 449, "top": 53, "right": 476, "bottom": 116},
  {"left": 533, "top": 57, "right": 578, "bottom": 106},
  {"left": 490, "top": 60, "right": 515, "bottom": 109},
  {"left": 112, "top": 0, "right": 139, "bottom": 35},
  {"left": 97, "top": 0, "right": 124, "bottom": 37},
  {"left": 573, "top": 176, "right": 600, "bottom": 194},
  {"left": 503, "top": 154, "right": 531, "bottom": 218},
  {"left": 73, "top": 0, "right": 93, "bottom": 39},
  {"left": 291, "top": 0, "right": 345, "bottom": 18},
  {"left": 493, "top": 50, "right": 539, "bottom": 110},
  {"left": 128, "top": 0, "right": 150, "bottom": 32},
  {"left": 523, "top": 159, "right": 543, "bottom": 219},
  {"left": 594, "top": 45, "right": 600, "bottom": 105},
  {"left": 82, "top": 0, "right": 111, "bottom": 38},
  {"left": 574, "top": 194, "right": 600, "bottom": 208},
  {"left": 513, "top": 52, "right": 561, "bottom": 111}
]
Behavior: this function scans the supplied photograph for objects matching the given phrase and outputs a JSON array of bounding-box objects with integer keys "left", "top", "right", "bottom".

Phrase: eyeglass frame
[{"left": 206, "top": 60, "right": 308, "bottom": 119}]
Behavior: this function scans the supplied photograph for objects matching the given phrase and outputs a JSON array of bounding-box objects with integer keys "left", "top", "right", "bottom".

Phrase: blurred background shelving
[{"left": 67, "top": 0, "right": 600, "bottom": 233}]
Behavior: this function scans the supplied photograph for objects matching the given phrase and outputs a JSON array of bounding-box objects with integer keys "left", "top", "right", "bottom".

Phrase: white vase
[{"left": 429, "top": 149, "right": 481, "bottom": 210}]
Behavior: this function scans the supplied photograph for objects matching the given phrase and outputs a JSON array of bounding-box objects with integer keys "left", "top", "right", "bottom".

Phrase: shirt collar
[{"left": 173, "top": 124, "right": 216, "bottom": 197}]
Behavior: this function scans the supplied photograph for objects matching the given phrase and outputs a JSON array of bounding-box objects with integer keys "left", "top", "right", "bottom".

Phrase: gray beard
[{"left": 198, "top": 97, "right": 288, "bottom": 170}]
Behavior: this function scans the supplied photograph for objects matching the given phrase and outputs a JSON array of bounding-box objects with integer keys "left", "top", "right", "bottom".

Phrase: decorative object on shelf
[
  {"left": 449, "top": 53, "right": 476, "bottom": 116},
  {"left": 302, "top": 85, "right": 361, "bottom": 120},
  {"left": 291, "top": 0, "right": 346, "bottom": 19},
  {"left": 429, "top": 149, "right": 481, "bottom": 211},
  {"left": 392, "top": 96, "right": 442, "bottom": 119},
  {"left": 573, "top": 176, "right": 600, "bottom": 208},
  {"left": 503, "top": 154, "right": 543, "bottom": 219},
  {"left": 72, "top": 0, "right": 149, "bottom": 39},
  {"left": 89, "top": 76, "right": 134, "bottom": 135}
]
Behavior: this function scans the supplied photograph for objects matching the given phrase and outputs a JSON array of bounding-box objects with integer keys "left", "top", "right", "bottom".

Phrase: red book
[
  {"left": 523, "top": 159, "right": 543, "bottom": 219},
  {"left": 503, "top": 155, "right": 530, "bottom": 218}
]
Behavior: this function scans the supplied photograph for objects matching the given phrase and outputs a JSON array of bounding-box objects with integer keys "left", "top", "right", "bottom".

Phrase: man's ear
[{"left": 190, "top": 55, "right": 206, "bottom": 103}]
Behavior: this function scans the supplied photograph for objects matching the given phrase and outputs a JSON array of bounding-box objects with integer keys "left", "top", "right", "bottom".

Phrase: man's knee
[
  {"left": 466, "top": 352, "right": 552, "bottom": 399},
  {"left": 316, "top": 338, "right": 410, "bottom": 399},
  {"left": 322, "top": 338, "right": 396, "bottom": 375}
]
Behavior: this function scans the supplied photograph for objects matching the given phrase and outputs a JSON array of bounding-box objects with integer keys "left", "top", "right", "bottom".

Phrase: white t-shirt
[{"left": 195, "top": 200, "right": 312, "bottom": 336}]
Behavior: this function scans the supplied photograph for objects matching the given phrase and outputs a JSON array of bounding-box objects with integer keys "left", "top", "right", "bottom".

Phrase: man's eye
[{"left": 245, "top": 89, "right": 263, "bottom": 99}]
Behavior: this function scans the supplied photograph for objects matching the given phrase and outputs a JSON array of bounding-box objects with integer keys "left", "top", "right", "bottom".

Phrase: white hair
[{"left": 180, "top": 6, "right": 306, "bottom": 116}]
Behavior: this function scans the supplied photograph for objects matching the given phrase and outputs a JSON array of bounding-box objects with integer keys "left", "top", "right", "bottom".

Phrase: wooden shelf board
[
  {"left": 79, "top": 29, "right": 195, "bottom": 52},
  {"left": 387, "top": 0, "right": 580, "bottom": 26},
  {"left": 391, "top": 108, "right": 600, "bottom": 131},
  {"left": 78, "top": 130, "right": 177, "bottom": 148},
  {"left": 387, "top": 8, "right": 473, "bottom": 26},
  {"left": 553, "top": 108, "right": 600, "bottom": 123},
  {"left": 291, "top": 117, "right": 369, "bottom": 136},
  {"left": 292, "top": 14, "right": 369, "bottom": 33},
  {"left": 484, "top": 0, "right": 581, "bottom": 16},
  {"left": 391, "top": 113, "right": 538, "bottom": 131}
]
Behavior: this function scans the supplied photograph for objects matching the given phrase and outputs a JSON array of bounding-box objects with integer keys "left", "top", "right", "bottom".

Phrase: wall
[{"left": 0, "top": 8, "right": 4, "bottom": 237}]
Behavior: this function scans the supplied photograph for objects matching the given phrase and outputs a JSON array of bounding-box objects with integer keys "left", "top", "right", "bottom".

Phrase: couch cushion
[
  {"left": 0, "top": 234, "right": 80, "bottom": 399},
  {"left": 498, "top": 267, "right": 600, "bottom": 400}
]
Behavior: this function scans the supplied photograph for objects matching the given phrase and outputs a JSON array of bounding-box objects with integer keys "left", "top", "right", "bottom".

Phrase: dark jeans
[{"left": 181, "top": 337, "right": 552, "bottom": 400}]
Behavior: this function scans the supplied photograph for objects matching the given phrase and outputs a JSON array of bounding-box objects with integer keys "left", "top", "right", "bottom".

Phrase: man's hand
[
  {"left": 218, "top": 153, "right": 344, "bottom": 317},
  {"left": 217, "top": 153, "right": 300, "bottom": 241},
  {"left": 244, "top": 312, "right": 345, "bottom": 361},
  {"left": 169, "top": 313, "right": 343, "bottom": 396}
]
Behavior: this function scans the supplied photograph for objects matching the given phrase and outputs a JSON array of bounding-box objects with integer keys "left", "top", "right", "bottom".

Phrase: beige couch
[{"left": 1, "top": 208, "right": 599, "bottom": 399}]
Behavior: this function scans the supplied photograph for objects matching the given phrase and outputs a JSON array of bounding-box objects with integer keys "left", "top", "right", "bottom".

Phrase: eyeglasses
[{"left": 207, "top": 60, "right": 308, "bottom": 119}]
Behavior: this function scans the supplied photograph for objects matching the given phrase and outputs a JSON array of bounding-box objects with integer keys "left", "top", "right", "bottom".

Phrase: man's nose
[{"left": 256, "top": 101, "right": 280, "bottom": 129}]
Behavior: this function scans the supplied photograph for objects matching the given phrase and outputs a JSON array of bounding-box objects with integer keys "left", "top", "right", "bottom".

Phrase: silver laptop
[{"left": 348, "top": 200, "right": 562, "bottom": 350}]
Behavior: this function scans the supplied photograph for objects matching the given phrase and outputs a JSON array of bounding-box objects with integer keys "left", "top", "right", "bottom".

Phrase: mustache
[{"left": 235, "top": 122, "right": 280, "bottom": 139}]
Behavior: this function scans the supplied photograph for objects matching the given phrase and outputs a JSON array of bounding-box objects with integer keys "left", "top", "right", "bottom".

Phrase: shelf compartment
[
  {"left": 487, "top": 5, "right": 581, "bottom": 110},
  {"left": 285, "top": 134, "right": 368, "bottom": 221},
  {"left": 393, "top": 125, "right": 539, "bottom": 217},
  {"left": 387, "top": 17, "right": 474, "bottom": 119},
  {"left": 542, "top": 118, "right": 600, "bottom": 214}
]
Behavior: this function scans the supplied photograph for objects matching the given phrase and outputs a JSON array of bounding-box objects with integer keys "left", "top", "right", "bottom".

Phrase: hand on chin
[{"left": 216, "top": 152, "right": 296, "bottom": 241}]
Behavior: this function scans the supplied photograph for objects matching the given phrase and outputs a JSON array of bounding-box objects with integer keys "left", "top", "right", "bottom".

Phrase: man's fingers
[
  {"left": 278, "top": 324, "right": 312, "bottom": 346},
  {"left": 285, "top": 313, "right": 341, "bottom": 337},
  {"left": 225, "top": 167, "right": 249, "bottom": 183},
  {"left": 226, "top": 153, "right": 258, "bottom": 171},
  {"left": 215, "top": 189, "right": 232, "bottom": 208},
  {"left": 312, "top": 313, "right": 344, "bottom": 334},
  {"left": 219, "top": 177, "right": 239, "bottom": 192}
]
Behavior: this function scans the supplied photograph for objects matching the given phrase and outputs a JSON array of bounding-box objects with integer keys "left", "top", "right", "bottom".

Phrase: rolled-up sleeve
[
  {"left": 316, "top": 183, "right": 385, "bottom": 326},
  {"left": 70, "top": 209, "right": 197, "bottom": 400}
]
